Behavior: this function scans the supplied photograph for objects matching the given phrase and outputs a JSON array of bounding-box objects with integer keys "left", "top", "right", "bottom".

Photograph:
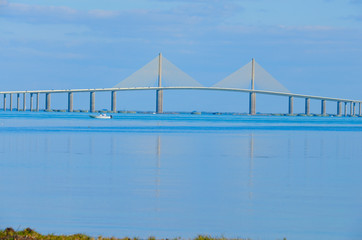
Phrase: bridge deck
[{"left": 0, "top": 87, "right": 360, "bottom": 103}]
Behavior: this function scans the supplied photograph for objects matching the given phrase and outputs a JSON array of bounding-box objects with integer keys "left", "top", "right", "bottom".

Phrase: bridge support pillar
[
  {"left": 46, "top": 93, "right": 51, "bottom": 111},
  {"left": 249, "top": 92, "right": 256, "bottom": 115},
  {"left": 321, "top": 100, "right": 326, "bottom": 115},
  {"left": 68, "top": 92, "right": 73, "bottom": 112},
  {"left": 350, "top": 102, "right": 353, "bottom": 116},
  {"left": 344, "top": 102, "right": 347, "bottom": 116},
  {"left": 156, "top": 90, "right": 163, "bottom": 113},
  {"left": 337, "top": 101, "right": 342, "bottom": 116},
  {"left": 36, "top": 93, "right": 39, "bottom": 112},
  {"left": 156, "top": 53, "right": 163, "bottom": 114},
  {"left": 30, "top": 93, "right": 33, "bottom": 111},
  {"left": 353, "top": 102, "right": 356, "bottom": 116},
  {"left": 9, "top": 94, "right": 12, "bottom": 111},
  {"left": 111, "top": 91, "right": 116, "bottom": 113},
  {"left": 3, "top": 94, "right": 6, "bottom": 111},
  {"left": 305, "top": 98, "right": 310, "bottom": 115},
  {"left": 23, "top": 93, "right": 26, "bottom": 111},
  {"left": 359, "top": 103, "right": 361, "bottom": 117},
  {"left": 90, "top": 92, "right": 95, "bottom": 113},
  {"left": 288, "top": 96, "right": 293, "bottom": 115},
  {"left": 249, "top": 58, "right": 256, "bottom": 115},
  {"left": 17, "top": 94, "right": 20, "bottom": 111}
]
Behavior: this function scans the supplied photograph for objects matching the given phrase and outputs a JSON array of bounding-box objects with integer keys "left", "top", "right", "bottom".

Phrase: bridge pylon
[
  {"left": 156, "top": 53, "right": 163, "bottom": 114},
  {"left": 249, "top": 58, "right": 256, "bottom": 115},
  {"left": 113, "top": 53, "right": 202, "bottom": 114}
]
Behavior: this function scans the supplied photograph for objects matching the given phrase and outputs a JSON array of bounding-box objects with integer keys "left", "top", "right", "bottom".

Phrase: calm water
[{"left": 0, "top": 112, "right": 362, "bottom": 240}]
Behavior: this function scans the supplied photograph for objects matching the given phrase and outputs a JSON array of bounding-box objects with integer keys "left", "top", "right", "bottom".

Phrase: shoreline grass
[{"left": 0, "top": 228, "right": 286, "bottom": 240}]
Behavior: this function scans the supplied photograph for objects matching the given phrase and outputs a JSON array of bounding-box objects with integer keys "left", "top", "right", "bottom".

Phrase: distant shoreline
[{"left": 1, "top": 109, "right": 360, "bottom": 118}]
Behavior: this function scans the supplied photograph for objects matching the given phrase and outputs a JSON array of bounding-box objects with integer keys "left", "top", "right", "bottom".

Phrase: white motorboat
[{"left": 89, "top": 113, "right": 112, "bottom": 119}]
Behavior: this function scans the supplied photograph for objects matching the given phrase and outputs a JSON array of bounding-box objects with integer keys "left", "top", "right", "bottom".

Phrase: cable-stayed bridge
[{"left": 0, "top": 53, "right": 361, "bottom": 116}]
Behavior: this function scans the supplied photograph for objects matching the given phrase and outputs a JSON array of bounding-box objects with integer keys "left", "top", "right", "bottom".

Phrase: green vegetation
[
  {"left": 191, "top": 111, "right": 201, "bottom": 115},
  {"left": 0, "top": 228, "right": 281, "bottom": 240}
]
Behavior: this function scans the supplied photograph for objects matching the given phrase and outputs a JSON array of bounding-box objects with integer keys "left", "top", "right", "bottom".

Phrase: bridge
[{"left": 0, "top": 53, "right": 361, "bottom": 116}]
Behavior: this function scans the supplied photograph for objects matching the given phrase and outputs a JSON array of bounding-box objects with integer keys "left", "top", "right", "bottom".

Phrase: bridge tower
[
  {"left": 249, "top": 58, "right": 256, "bottom": 115},
  {"left": 156, "top": 53, "right": 163, "bottom": 114}
]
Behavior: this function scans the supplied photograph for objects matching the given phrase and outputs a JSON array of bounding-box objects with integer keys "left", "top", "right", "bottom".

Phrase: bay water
[{"left": 0, "top": 112, "right": 362, "bottom": 240}]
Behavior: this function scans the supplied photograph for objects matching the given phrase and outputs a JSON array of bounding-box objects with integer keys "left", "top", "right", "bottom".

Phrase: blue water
[{"left": 0, "top": 112, "right": 362, "bottom": 240}]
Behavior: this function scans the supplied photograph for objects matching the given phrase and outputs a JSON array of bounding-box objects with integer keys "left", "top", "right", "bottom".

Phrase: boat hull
[{"left": 89, "top": 115, "right": 112, "bottom": 119}]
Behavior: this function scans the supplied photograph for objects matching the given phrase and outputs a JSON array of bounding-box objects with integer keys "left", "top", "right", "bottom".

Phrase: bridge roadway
[{"left": 0, "top": 86, "right": 361, "bottom": 116}]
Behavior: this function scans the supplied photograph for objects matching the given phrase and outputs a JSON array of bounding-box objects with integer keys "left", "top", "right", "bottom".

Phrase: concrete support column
[
  {"left": 17, "top": 94, "right": 20, "bottom": 111},
  {"left": 350, "top": 102, "right": 353, "bottom": 116},
  {"left": 288, "top": 96, "right": 294, "bottom": 115},
  {"left": 46, "top": 93, "right": 51, "bottom": 111},
  {"left": 359, "top": 103, "right": 361, "bottom": 117},
  {"left": 249, "top": 92, "right": 256, "bottom": 115},
  {"left": 337, "top": 101, "right": 342, "bottom": 116},
  {"left": 353, "top": 102, "right": 356, "bottom": 116},
  {"left": 68, "top": 92, "right": 73, "bottom": 112},
  {"left": 90, "top": 92, "right": 95, "bottom": 113},
  {"left": 3, "top": 94, "right": 6, "bottom": 111},
  {"left": 23, "top": 93, "right": 26, "bottom": 111},
  {"left": 156, "top": 53, "right": 163, "bottom": 114},
  {"left": 156, "top": 90, "right": 163, "bottom": 113},
  {"left": 36, "top": 93, "right": 39, "bottom": 112},
  {"left": 305, "top": 98, "right": 310, "bottom": 115},
  {"left": 249, "top": 58, "right": 256, "bottom": 115},
  {"left": 111, "top": 91, "right": 116, "bottom": 113},
  {"left": 344, "top": 102, "right": 347, "bottom": 116},
  {"left": 30, "top": 93, "right": 33, "bottom": 111},
  {"left": 9, "top": 94, "right": 12, "bottom": 111},
  {"left": 321, "top": 100, "right": 326, "bottom": 115}
]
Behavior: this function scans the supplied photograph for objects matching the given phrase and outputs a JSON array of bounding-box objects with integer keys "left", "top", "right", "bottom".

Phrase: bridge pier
[
  {"left": 249, "top": 58, "right": 256, "bottom": 115},
  {"left": 9, "top": 94, "right": 12, "bottom": 111},
  {"left": 337, "top": 101, "right": 342, "bottom": 116},
  {"left": 321, "top": 100, "right": 326, "bottom": 115},
  {"left": 17, "top": 94, "right": 20, "bottom": 111},
  {"left": 68, "top": 92, "right": 73, "bottom": 112},
  {"left": 156, "top": 90, "right": 163, "bottom": 113},
  {"left": 30, "top": 93, "right": 33, "bottom": 111},
  {"left": 288, "top": 96, "right": 293, "bottom": 115},
  {"left": 249, "top": 93, "right": 256, "bottom": 115},
  {"left": 359, "top": 103, "right": 361, "bottom": 116},
  {"left": 3, "top": 94, "right": 6, "bottom": 111},
  {"left": 305, "top": 98, "right": 310, "bottom": 115},
  {"left": 350, "top": 102, "right": 353, "bottom": 116},
  {"left": 353, "top": 102, "right": 356, "bottom": 116},
  {"left": 36, "top": 93, "right": 39, "bottom": 112},
  {"left": 111, "top": 91, "right": 116, "bottom": 113},
  {"left": 90, "top": 92, "right": 95, "bottom": 113},
  {"left": 156, "top": 53, "right": 163, "bottom": 114},
  {"left": 46, "top": 93, "right": 51, "bottom": 111},
  {"left": 23, "top": 93, "right": 26, "bottom": 111},
  {"left": 344, "top": 102, "right": 347, "bottom": 116}
]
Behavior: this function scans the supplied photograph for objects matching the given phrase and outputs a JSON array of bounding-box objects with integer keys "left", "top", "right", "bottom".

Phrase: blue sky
[{"left": 1, "top": 0, "right": 362, "bottom": 113}]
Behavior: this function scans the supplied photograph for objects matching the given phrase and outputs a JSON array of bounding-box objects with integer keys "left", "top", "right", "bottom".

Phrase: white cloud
[
  {"left": 6, "top": 2, "right": 77, "bottom": 15},
  {"left": 0, "top": 2, "right": 120, "bottom": 23},
  {"left": 277, "top": 25, "right": 335, "bottom": 31},
  {"left": 0, "top": 45, "right": 85, "bottom": 59},
  {"left": 88, "top": 9, "right": 120, "bottom": 18}
]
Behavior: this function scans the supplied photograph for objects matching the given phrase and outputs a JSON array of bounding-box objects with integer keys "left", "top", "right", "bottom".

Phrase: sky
[{"left": 1, "top": 0, "right": 362, "bottom": 113}]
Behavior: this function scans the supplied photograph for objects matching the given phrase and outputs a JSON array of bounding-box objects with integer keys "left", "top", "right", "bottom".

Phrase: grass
[{"left": 0, "top": 228, "right": 283, "bottom": 240}]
